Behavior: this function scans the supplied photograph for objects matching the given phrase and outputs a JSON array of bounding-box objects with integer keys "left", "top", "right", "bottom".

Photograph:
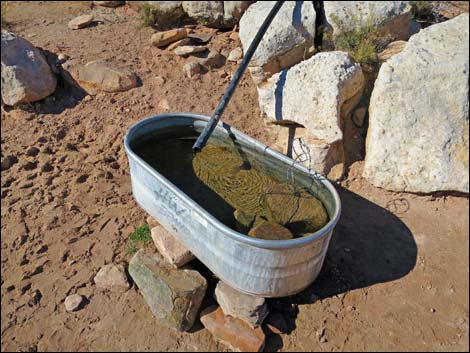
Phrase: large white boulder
[
  {"left": 182, "top": 1, "right": 252, "bottom": 28},
  {"left": 1, "top": 30, "right": 57, "bottom": 106},
  {"left": 239, "top": 1, "right": 316, "bottom": 84},
  {"left": 258, "top": 51, "right": 364, "bottom": 176},
  {"left": 324, "top": 1, "right": 420, "bottom": 41},
  {"left": 364, "top": 13, "right": 469, "bottom": 193}
]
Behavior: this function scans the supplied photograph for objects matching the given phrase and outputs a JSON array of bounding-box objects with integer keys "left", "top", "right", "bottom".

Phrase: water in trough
[{"left": 134, "top": 138, "right": 329, "bottom": 240}]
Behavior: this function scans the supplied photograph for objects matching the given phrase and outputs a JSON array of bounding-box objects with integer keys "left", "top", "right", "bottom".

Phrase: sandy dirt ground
[{"left": 1, "top": 2, "right": 469, "bottom": 352}]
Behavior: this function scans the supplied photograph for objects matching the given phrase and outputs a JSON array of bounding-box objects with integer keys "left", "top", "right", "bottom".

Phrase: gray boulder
[
  {"left": 324, "top": 1, "right": 420, "bottom": 41},
  {"left": 182, "top": 1, "right": 252, "bottom": 29},
  {"left": 1, "top": 30, "right": 56, "bottom": 106},
  {"left": 239, "top": 1, "right": 316, "bottom": 84},
  {"left": 93, "top": 1, "right": 125, "bottom": 8},
  {"left": 364, "top": 13, "right": 469, "bottom": 193},
  {"left": 258, "top": 51, "right": 364, "bottom": 177}
]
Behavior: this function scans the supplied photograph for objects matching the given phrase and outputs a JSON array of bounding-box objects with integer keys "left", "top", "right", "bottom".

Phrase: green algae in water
[{"left": 134, "top": 138, "right": 329, "bottom": 239}]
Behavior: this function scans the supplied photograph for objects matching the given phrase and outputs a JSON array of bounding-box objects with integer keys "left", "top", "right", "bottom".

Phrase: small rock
[
  {"left": 93, "top": 1, "right": 124, "bottom": 7},
  {"left": 26, "top": 147, "right": 40, "bottom": 157},
  {"left": 248, "top": 219, "right": 293, "bottom": 241},
  {"left": 159, "top": 98, "right": 170, "bottom": 111},
  {"left": 151, "top": 225, "right": 195, "bottom": 267},
  {"left": 200, "top": 306, "right": 265, "bottom": 352},
  {"left": 167, "top": 37, "right": 191, "bottom": 51},
  {"left": 146, "top": 216, "right": 159, "bottom": 229},
  {"left": 264, "top": 312, "right": 288, "bottom": 335},
  {"left": 228, "top": 47, "right": 243, "bottom": 62},
  {"left": 173, "top": 45, "right": 207, "bottom": 56},
  {"left": 346, "top": 305, "right": 356, "bottom": 312},
  {"left": 229, "top": 31, "right": 239, "bottom": 42},
  {"left": 215, "top": 281, "right": 268, "bottom": 328},
  {"left": 183, "top": 61, "right": 202, "bottom": 79},
  {"left": 378, "top": 40, "right": 407, "bottom": 62},
  {"left": 67, "top": 14, "right": 94, "bottom": 30},
  {"left": 187, "top": 32, "right": 213, "bottom": 44},
  {"left": 151, "top": 28, "right": 187, "bottom": 48},
  {"left": 83, "top": 95, "right": 93, "bottom": 102},
  {"left": 195, "top": 49, "right": 225, "bottom": 69},
  {"left": 75, "top": 60, "right": 138, "bottom": 94},
  {"left": 1, "top": 155, "right": 18, "bottom": 171},
  {"left": 431, "top": 308, "right": 436, "bottom": 313},
  {"left": 56, "top": 53, "right": 69, "bottom": 65},
  {"left": 128, "top": 249, "right": 207, "bottom": 332},
  {"left": 94, "top": 264, "right": 130, "bottom": 292},
  {"left": 154, "top": 76, "right": 166, "bottom": 85},
  {"left": 65, "top": 294, "right": 85, "bottom": 312}
]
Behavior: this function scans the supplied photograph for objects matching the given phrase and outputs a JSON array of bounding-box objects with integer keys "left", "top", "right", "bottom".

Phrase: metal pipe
[{"left": 192, "top": 0, "right": 285, "bottom": 152}]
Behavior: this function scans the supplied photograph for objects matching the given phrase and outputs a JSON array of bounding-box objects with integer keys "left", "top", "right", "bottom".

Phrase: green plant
[
  {"left": 1, "top": 2, "right": 9, "bottom": 29},
  {"left": 126, "top": 224, "right": 152, "bottom": 255},
  {"left": 410, "top": 1, "right": 434, "bottom": 21},
  {"left": 329, "top": 13, "right": 389, "bottom": 67},
  {"left": 142, "top": 3, "right": 157, "bottom": 27}
]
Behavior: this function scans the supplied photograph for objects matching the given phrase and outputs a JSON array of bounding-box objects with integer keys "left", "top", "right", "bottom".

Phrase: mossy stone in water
[
  {"left": 248, "top": 219, "right": 294, "bottom": 240},
  {"left": 261, "top": 183, "right": 329, "bottom": 234},
  {"left": 234, "top": 209, "right": 256, "bottom": 234},
  {"left": 193, "top": 144, "right": 329, "bottom": 238}
]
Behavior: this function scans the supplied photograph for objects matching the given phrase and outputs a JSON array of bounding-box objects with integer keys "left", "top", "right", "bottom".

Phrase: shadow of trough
[{"left": 264, "top": 185, "right": 417, "bottom": 351}]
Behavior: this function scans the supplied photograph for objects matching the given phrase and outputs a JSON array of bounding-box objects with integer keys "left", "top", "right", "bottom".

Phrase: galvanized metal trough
[{"left": 124, "top": 113, "right": 341, "bottom": 297}]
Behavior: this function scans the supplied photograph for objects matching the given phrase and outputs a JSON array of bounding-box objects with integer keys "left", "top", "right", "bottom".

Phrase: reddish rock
[
  {"left": 151, "top": 225, "right": 195, "bottom": 268},
  {"left": 167, "top": 37, "right": 191, "bottom": 51},
  {"left": 248, "top": 219, "right": 293, "bottom": 240},
  {"left": 200, "top": 306, "right": 265, "bottom": 352},
  {"left": 67, "top": 14, "right": 94, "bottom": 30},
  {"left": 173, "top": 45, "right": 207, "bottom": 56},
  {"left": 214, "top": 281, "right": 268, "bottom": 328},
  {"left": 229, "top": 31, "right": 240, "bottom": 42},
  {"left": 183, "top": 61, "right": 202, "bottom": 79},
  {"left": 151, "top": 28, "right": 187, "bottom": 47},
  {"left": 94, "top": 263, "right": 130, "bottom": 292},
  {"left": 75, "top": 60, "right": 138, "bottom": 94},
  {"left": 146, "top": 216, "right": 159, "bottom": 229}
]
